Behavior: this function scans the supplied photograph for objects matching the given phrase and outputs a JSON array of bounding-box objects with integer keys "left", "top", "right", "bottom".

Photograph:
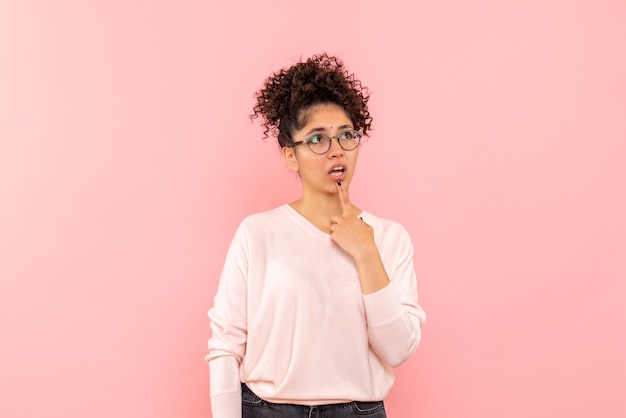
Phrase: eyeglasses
[{"left": 290, "top": 129, "right": 363, "bottom": 155}]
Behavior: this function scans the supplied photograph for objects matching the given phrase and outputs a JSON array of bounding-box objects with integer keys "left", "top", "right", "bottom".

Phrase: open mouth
[{"left": 329, "top": 165, "right": 345, "bottom": 178}]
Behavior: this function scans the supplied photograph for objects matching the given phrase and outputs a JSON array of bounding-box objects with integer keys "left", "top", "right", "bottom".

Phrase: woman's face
[{"left": 282, "top": 103, "right": 360, "bottom": 196}]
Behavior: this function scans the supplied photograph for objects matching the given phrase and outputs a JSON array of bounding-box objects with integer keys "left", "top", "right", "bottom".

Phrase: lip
[{"left": 328, "top": 164, "right": 346, "bottom": 180}]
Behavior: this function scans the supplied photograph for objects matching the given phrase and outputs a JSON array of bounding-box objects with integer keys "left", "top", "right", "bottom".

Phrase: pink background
[{"left": 1, "top": 1, "right": 625, "bottom": 417}]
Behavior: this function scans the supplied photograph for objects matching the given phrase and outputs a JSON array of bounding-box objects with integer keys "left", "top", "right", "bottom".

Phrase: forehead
[{"left": 298, "top": 103, "right": 352, "bottom": 131}]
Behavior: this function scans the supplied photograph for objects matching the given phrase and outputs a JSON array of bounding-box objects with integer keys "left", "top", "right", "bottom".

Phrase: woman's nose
[{"left": 327, "top": 138, "right": 344, "bottom": 157}]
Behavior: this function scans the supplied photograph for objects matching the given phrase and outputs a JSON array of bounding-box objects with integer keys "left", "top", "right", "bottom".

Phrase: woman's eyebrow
[
  {"left": 337, "top": 124, "right": 354, "bottom": 130},
  {"left": 304, "top": 124, "right": 354, "bottom": 136}
]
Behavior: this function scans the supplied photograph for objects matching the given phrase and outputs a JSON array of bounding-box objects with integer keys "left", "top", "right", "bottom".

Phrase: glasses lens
[
  {"left": 307, "top": 134, "right": 331, "bottom": 154},
  {"left": 304, "top": 131, "right": 362, "bottom": 154},
  {"left": 338, "top": 130, "right": 361, "bottom": 150}
]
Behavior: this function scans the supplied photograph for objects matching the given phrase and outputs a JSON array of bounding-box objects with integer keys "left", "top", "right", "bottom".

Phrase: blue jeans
[{"left": 242, "top": 384, "right": 387, "bottom": 418}]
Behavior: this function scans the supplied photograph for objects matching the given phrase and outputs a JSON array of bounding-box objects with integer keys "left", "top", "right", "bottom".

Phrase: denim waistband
[{"left": 241, "top": 383, "right": 386, "bottom": 417}]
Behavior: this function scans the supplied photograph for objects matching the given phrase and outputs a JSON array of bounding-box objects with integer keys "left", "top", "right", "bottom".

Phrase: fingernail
[{"left": 336, "top": 180, "right": 342, "bottom": 186}]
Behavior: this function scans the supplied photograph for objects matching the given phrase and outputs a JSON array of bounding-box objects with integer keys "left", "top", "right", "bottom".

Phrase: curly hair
[{"left": 251, "top": 53, "right": 373, "bottom": 148}]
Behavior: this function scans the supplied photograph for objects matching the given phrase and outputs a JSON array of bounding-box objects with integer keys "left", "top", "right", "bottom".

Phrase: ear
[{"left": 282, "top": 146, "right": 299, "bottom": 172}]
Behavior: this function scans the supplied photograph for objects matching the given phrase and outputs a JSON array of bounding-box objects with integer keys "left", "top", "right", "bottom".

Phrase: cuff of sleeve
[
  {"left": 210, "top": 391, "right": 242, "bottom": 418},
  {"left": 209, "top": 356, "right": 241, "bottom": 417},
  {"left": 362, "top": 284, "right": 403, "bottom": 327}
]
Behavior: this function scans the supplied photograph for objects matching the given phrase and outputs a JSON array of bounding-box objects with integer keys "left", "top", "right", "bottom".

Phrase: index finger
[{"left": 336, "top": 180, "right": 351, "bottom": 217}]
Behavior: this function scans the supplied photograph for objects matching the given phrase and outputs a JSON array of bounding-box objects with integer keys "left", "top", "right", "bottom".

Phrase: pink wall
[{"left": 1, "top": 1, "right": 625, "bottom": 417}]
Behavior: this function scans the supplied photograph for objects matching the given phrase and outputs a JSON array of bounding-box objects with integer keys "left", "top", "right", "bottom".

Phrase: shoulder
[
  {"left": 361, "top": 211, "right": 411, "bottom": 240},
  {"left": 361, "top": 211, "right": 416, "bottom": 265},
  {"left": 235, "top": 205, "right": 292, "bottom": 237},
  {"left": 240, "top": 205, "right": 289, "bottom": 225}
]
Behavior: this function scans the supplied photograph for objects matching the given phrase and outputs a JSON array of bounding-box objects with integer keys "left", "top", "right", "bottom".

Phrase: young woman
[{"left": 206, "top": 53, "right": 426, "bottom": 418}]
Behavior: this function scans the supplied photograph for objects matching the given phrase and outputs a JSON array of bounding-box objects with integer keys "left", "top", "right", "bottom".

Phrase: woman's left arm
[
  {"left": 331, "top": 214, "right": 426, "bottom": 367},
  {"left": 330, "top": 183, "right": 425, "bottom": 366},
  {"left": 360, "top": 230, "right": 426, "bottom": 367}
]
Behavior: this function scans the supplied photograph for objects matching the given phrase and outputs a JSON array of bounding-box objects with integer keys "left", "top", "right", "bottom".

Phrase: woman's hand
[
  {"left": 329, "top": 181, "right": 377, "bottom": 262},
  {"left": 330, "top": 181, "right": 390, "bottom": 294}
]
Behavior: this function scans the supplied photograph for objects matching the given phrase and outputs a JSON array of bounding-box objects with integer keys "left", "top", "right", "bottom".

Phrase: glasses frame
[{"left": 289, "top": 129, "right": 363, "bottom": 155}]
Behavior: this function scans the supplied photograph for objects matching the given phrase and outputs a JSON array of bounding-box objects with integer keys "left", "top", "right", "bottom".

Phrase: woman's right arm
[
  {"left": 206, "top": 224, "right": 250, "bottom": 418},
  {"left": 208, "top": 356, "right": 242, "bottom": 418}
]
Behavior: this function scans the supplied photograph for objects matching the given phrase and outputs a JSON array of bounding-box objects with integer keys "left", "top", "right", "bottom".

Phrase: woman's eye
[
  {"left": 340, "top": 131, "right": 355, "bottom": 140},
  {"left": 308, "top": 135, "right": 323, "bottom": 144}
]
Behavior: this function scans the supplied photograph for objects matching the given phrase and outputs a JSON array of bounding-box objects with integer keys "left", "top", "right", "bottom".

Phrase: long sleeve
[
  {"left": 206, "top": 224, "right": 249, "bottom": 417},
  {"left": 208, "top": 357, "right": 242, "bottom": 418},
  {"left": 363, "top": 223, "right": 426, "bottom": 367}
]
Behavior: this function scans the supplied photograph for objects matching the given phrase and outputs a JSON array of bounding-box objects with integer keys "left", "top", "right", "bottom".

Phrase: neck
[{"left": 289, "top": 188, "right": 359, "bottom": 233}]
